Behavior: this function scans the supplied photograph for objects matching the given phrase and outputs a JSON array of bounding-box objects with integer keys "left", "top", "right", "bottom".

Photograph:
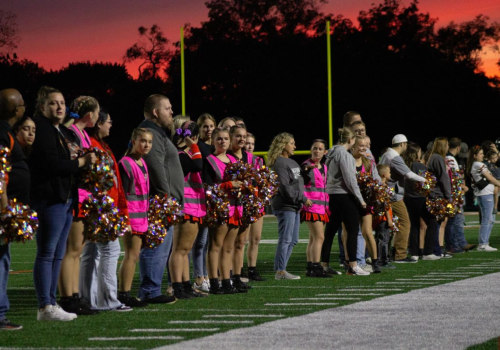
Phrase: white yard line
[
  {"left": 201, "top": 314, "right": 284, "bottom": 318},
  {"left": 129, "top": 329, "right": 219, "bottom": 332},
  {"left": 169, "top": 320, "right": 253, "bottom": 324}
]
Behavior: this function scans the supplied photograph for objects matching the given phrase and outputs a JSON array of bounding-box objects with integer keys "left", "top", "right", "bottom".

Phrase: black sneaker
[
  {"left": 183, "top": 282, "right": 208, "bottom": 298},
  {"left": 323, "top": 265, "right": 342, "bottom": 275},
  {"left": 308, "top": 264, "right": 333, "bottom": 278},
  {"left": 232, "top": 278, "right": 250, "bottom": 293},
  {"left": 0, "top": 319, "right": 22, "bottom": 330},
  {"left": 248, "top": 268, "right": 266, "bottom": 281},
  {"left": 144, "top": 294, "right": 177, "bottom": 304},
  {"left": 118, "top": 292, "right": 149, "bottom": 307}
]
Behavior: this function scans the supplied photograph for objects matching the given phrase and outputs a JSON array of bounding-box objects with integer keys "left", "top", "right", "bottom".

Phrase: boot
[
  {"left": 311, "top": 263, "right": 332, "bottom": 278},
  {"left": 173, "top": 282, "right": 192, "bottom": 299},
  {"left": 221, "top": 279, "right": 237, "bottom": 294},
  {"left": 231, "top": 275, "right": 249, "bottom": 293},
  {"left": 371, "top": 259, "right": 382, "bottom": 273},
  {"left": 209, "top": 278, "right": 223, "bottom": 295},
  {"left": 306, "top": 262, "right": 313, "bottom": 276},
  {"left": 248, "top": 267, "right": 265, "bottom": 281},
  {"left": 183, "top": 281, "right": 207, "bottom": 297}
]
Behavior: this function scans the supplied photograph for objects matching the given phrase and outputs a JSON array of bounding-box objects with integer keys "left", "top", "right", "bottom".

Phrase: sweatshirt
[
  {"left": 325, "top": 145, "right": 364, "bottom": 205},
  {"left": 271, "top": 156, "right": 307, "bottom": 212}
]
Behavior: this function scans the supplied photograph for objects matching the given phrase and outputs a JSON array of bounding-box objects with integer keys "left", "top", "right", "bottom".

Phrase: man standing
[
  {"left": 138, "top": 94, "right": 184, "bottom": 303},
  {"left": 0, "top": 88, "right": 29, "bottom": 330},
  {"left": 445, "top": 137, "right": 476, "bottom": 253},
  {"left": 380, "top": 134, "right": 426, "bottom": 263}
]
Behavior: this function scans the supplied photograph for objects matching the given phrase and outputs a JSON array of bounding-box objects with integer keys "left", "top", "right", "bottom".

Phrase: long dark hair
[{"left": 87, "top": 109, "right": 110, "bottom": 141}]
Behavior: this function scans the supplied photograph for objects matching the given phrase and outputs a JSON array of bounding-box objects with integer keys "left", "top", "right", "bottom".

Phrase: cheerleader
[
  {"left": 268, "top": 132, "right": 312, "bottom": 280},
  {"left": 227, "top": 125, "right": 254, "bottom": 290},
  {"left": 58, "top": 96, "right": 100, "bottom": 315},
  {"left": 117, "top": 128, "right": 155, "bottom": 307},
  {"left": 169, "top": 121, "right": 207, "bottom": 299},
  {"left": 203, "top": 128, "right": 244, "bottom": 294},
  {"left": 244, "top": 132, "right": 266, "bottom": 281},
  {"left": 351, "top": 135, "right": 381, "bottom": 273},
  {"left": 302, "top": 139, "right": 333, "bottom": 277}
]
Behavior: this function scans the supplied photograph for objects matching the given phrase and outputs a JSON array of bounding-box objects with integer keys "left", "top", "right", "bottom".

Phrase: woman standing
[
  {"left": 323, "top": 128, "right": 368, "bottom": 276},
  {"left": 302, "top": 139, "right": 331, "bottom": 277},
  {"left": 30, "top": 86, "right": 95, "bottom": 321},
  {"left": 58, "top": 96, "right": 100, "bottom": 315},
  {"left": 170, "top": 121, "right": 207, "bottom": 299},
  {"left": 350, "top": 135, "right": 381, "bottom": 273},
  {"left": 204, "top": 128, "right": 244, "bottom": 294},
  {"left": 467, "top": 145, "right": 500, "bottom": 251},
  {"left": 79, "top": 110, "right": 132, "bottom": 311},
  {"left": 425, "top": 138, "right": 452, "bottom": 259},
  {"left": 244, "top": 132, "right": 265, "bottom": 281},
  {"left": 118, "top": 128, "right": 155, "bottom": 306},
  {"left": 268, "top": 132, "right": 312, "bottom": 280}
]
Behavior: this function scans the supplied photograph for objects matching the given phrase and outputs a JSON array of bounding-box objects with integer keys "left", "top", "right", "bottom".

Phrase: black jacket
[{"left": 29, "top": 115, "right": 79, "bottom": 205}]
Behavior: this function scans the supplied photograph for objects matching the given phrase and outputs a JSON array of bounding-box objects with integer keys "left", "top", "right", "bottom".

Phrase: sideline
[{"left": 154, "top": 272, "right": 500, "bottom": 350}]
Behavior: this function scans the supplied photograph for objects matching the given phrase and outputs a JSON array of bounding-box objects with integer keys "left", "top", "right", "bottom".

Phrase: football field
[{"left": 1, "top": 214, "right": 500, "bottom": 349}]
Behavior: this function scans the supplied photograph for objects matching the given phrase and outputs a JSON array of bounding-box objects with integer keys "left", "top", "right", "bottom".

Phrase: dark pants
[
  {"left": 322, "top": 194, "right": 360, "bottom": 263},
  {"left": 404, "top": 196, "right": 437, "bottom": 256},
  {"left": 375, "top": 222, "right": 391, "bottom": 264}
]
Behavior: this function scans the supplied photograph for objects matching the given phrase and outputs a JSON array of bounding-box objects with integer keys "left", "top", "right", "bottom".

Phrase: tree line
[{"left": 1, "top": 0, "right": 499, "bottom": 156}]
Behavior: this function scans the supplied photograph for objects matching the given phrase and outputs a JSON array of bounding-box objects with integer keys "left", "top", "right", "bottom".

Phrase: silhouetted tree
[
  {"left": 124, "top": 24, "right": 172, "bottom": 80},
  {"left": 435, "top": 15, "right": 500, "bottom": 70},
  {"left": 0, "top": 10, "right": 19, "bottom": 53}
]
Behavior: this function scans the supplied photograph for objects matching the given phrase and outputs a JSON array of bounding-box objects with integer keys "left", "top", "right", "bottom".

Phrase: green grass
[{"left": 1, "top": 214, "right": 500, "bottom": 349}]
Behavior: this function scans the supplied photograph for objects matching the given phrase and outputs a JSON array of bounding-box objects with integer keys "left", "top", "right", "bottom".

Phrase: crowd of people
[{"left": 0, "top": 87, "right": 499, "bottom": 330}]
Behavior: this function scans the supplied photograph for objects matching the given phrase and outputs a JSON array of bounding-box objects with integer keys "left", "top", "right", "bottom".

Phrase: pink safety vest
[
  {"left": 119, "top": 156, "right": 150, "bottom": 232},
  {"left": 70, "top": 125, "right": 92, "bottom": 204},
  {"left": 179, "top": 150, "right": 206, "bottom": 218},
  {"left": 302, "top": 159, "right": 329, "bottom": 214},
  {"left": 206, "top": 154, "right": 243, "bottom": 218}
]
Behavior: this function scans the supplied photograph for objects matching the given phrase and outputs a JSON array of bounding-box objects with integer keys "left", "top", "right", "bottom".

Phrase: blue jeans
[
  {"left": 32, "top": 199, "right": 73, "bottom": 308},
  {"left": 0, "top": 244, "right": 10, "bottom": 320},
  {"left": 138, "top": 225, "right": 173, "bottom": 300},
  {"left": 477, "top": 195, "right": 495, "bottom": 245},
  {"left": 191, "top": 226, "right": 208, "bottom": 278},
  {"left": 274, "top": 210, "right": 300, "bottom": 271},
  {"left": 338, "top": 228, "right": 365, "bottom": 265},
  {"left": 445, "top": 211, "right": 467, "bottom": 251}
]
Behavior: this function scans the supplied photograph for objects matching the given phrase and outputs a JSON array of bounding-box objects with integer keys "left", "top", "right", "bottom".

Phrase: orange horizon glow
[{"left": 3, "top": 0, "right": 500, "bottom": 80}]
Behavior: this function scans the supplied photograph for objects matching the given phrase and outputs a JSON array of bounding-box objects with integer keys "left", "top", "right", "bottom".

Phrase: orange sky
[{"left": 4, "top": 0, "right": 500, "bottom": 78}]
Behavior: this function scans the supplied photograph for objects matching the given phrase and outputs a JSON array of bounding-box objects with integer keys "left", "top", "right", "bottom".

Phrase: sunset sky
[{"left": 4, "top": 0, "right": 500, "bottom": 78}]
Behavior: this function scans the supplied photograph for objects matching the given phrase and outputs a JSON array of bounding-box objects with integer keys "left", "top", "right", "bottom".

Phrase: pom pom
[
  {"left": 415, "top": 171, "right": 436, "bottom": 197},
  {"left": 0, "top": 199, "right": 38, "bottom": 244},
  {"left": 357, "top": 172, "right": 392, "bottom": 217},
  {"left": 0, "top": 146, "right": 12, "bottom": 195},
  {"left": 205, "top": 184, "right": 230, "bottom": 227},
  {"left": 389, "top": 215, "right": 400, "bottom": 234},
  {"left": 80, "top": 193, "right": 129, "bottom": 243},
  {"left": 142, "top": 195, "right": 183, "bottom": 249},
  {"left": 425, "top": 198, "right": 456, "bottom": 221},
  {"left": 79, "top": 148, "right": 115, "bottom": 194},
  {"left": 449, "top": 168, "right": 465, "bottom": 214}
]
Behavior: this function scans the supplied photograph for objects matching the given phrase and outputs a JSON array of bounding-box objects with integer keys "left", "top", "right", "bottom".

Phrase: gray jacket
[
  {"left": 325, "top": 145, "right": 364, "bottom": 205},
  {"left": 271, "top": 156, "right": 306, "bottom": 212},
  {"left": 139, "top": 119, "right": 185, "bottom": 205}
]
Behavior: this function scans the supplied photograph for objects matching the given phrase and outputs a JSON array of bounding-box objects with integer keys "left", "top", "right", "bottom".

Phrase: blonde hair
[
  {"left": 337, "top": 127, "right": 354, "bottom": 144},
  {"left": 267, "top": 132, "right": 293, "bottom": 167},
  {"left": 353, "top": 135, "right": 371, "bottom": 170},
  {"left": 197, "top": 113, "right": 216, "bottom": 127},
  {"left": 171, "top": 115, "right": 191, "bottom": 137},
  {"left": 124, "top": 128, "right": 153, "bottom": 156}
]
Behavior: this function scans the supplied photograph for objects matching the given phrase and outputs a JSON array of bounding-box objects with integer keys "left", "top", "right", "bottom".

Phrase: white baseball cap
[{"left": 392, "top": 134, "right": 408, "bottom": 144}]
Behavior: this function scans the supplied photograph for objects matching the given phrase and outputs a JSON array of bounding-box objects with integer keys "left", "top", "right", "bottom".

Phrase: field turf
[{"left": 1, "top": 214, "right": 499, "bottom": 349}]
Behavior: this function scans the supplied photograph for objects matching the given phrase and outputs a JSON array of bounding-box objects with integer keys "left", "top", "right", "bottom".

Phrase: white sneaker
[
  {"left": 422, "top": 254, "right": 441, "bottom": 261},
  {"left": 348, "top": 265, "right": 370, "bottom": 276},
  {"left": 478, "top": 244, "right": 498, "bottom": 252},
  {"left": 275, "top": 270, "right": 301, "bottom": 280},
  {"left": 410, "top": 255, "right": 420, "bottom": 261},
  {"left": 360, "top": 264, "right": 373, "bottom": 273},
  {"left": 194, "top": 279, "right": 210, "bottom": 293},
  {"left": 37, "top": 305, "right": 77, "bottom": 321}
]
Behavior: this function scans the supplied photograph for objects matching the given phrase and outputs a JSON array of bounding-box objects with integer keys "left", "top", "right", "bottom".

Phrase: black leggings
[
  {"left": 404, "top": 196, "right": 437, "bottom": 256},
  {"left": 321, "top": 194, "right": 361, "bottom": 263}
]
